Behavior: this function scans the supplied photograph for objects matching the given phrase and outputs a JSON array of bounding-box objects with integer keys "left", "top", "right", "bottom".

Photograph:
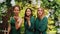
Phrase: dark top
[
  {"left": 10, "top": 17, "right": 20, "bottom": 34},
  {"left": 34, "top": 17, "right": 48, "bottom": 34},
  {"left": 24, "top": 16, "right": 35, "bottom": 34}
]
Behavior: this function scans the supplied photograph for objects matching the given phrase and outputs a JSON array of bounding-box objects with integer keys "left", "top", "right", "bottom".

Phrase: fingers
[{"left": 25, "top": 17, "right": 30, "bottom": 21}]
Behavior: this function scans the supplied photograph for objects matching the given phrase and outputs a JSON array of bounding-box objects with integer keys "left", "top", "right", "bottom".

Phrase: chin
[
  {"left": 27, "top": 14, "right": 30, "bottom": 16},
  {"left": 27, "top": 15, "right": 29, "bottom": 17},
  {"left": 39, "top": 14, "right": 41, "bottom": 15}
]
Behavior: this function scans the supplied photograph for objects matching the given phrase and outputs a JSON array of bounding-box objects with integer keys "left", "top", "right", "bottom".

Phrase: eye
[{"left": 14, "top": 9, "right": 19, "bottom": 11}]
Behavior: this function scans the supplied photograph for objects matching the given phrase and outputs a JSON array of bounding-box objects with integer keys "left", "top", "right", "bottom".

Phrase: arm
[
  {"left": 24, "top": 21, "right": 28, "bottom": 29},
  {"left": 15, "top": 18, "right": 23, "bottom": 30},
  {"left": 38, "top": 17, "right": 48, "bottom": 32},
  {"left": 27, "top": 17, "right": 35, "bottom": 30},
  {"left": 8, "top": 23, "right": 11, "bottom": 34},
  {"left": 7, "top": 17, "right": 12, "bottom": 34},
  {"left": 24, "top": 17, "right": 35, "bottom": 30}
]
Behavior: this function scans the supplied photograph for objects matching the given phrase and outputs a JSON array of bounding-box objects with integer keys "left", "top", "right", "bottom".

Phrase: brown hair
[
  {"left": 12, "top": 5, "right": 20, "bottom": 11},
  {"left": 24, "top": 8, "right": 33, "bottom": 21},
  {"left": 24, "top": 8, "right": 33, "bottom": 17},
  {"left": 8, "top": 5, "right": 20, "bottom": 16}
]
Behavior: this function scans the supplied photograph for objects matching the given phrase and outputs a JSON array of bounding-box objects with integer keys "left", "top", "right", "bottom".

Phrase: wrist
[{"left": 27, "top": 20, "right": 30, "bottom": 22}]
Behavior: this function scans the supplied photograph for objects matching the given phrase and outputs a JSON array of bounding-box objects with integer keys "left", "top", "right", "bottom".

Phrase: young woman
[
  {"left": 34, "top": 7, "right": 48, "bottom": 34},
  {"left": 8, "top": 5, "right": 22, "bottom": 34},
  {"left": 24, "top": 8, "right": 35, "bottom": 34}
]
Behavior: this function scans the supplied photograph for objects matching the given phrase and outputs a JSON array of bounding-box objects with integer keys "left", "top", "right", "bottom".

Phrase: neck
[
  {"left": 14, "top": 14, "right": 19, "bottom": 17},
  {"left": 27, "top": 16, "right": 31, "bottom": 18},
  {"left": 29, "top": 16, "right": 30, "bottom": 18},
  {"left": 14, "top": 15, "right": 19, "bottom": 17},
  {"left": 38, "top": 15, "right": 44, "bottom": 20}
]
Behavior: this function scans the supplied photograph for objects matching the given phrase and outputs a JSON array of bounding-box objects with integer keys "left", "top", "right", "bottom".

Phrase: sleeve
[
  {"left": 10, "top": 17, "right": 12, "bottom": 23},
  {"left": 38, "top": 17, "right": 48, "bottom": 32},
  {"left": 10, "top": 17, "right": 13, "bottom": 24},
  {"left": 24, "top": 21, "right": 28, "bottom": 29}
]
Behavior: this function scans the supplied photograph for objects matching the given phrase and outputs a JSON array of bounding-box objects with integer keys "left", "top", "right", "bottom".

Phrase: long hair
[
  {"left": 11, "top": 5, "right": 20, "bottom": 16},
  {"left": 12, "top": 5, "right": 20, "bottom": 11},
  {"left": 24, "top": 8, "right": 33, "bottom": 21},
  {"left": 37, "top": 7, "right": 44, "bottom": 18}
]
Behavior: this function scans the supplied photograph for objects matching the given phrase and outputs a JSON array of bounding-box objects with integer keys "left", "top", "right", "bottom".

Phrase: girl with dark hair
[
  {"left": 8, "top": 5, "right": 22, "bottom": 34},
  {"left": 24, "top": 8, "right": 35, "bottom": 34},
  {"left": 34, "top": 7, "right": 48, "bottom": 34}
]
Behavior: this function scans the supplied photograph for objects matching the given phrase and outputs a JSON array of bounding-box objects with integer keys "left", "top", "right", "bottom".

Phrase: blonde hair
[{"left": 37, "top": 7, "right": 45, "bottom": 18}]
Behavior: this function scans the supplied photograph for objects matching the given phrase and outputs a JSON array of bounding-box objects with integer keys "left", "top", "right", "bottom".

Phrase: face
[
  {"left": 13, "top": 7, "right": 20, "bottom": 16},
  {"left": 26, "top": 9, "right": 31, "bottom": 17},
  {"left": 37, "top": 8, "right": 43, "bottom": 16}
]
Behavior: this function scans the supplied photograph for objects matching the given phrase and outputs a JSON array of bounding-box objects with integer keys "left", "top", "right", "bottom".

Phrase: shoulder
[
  {"left": 35, "top": 17, "right": 38, "bottom": 20},
  {"left": 43, "top": 16, "right": 48, "bottom": 23},
  {"left": 10, "top": 17, "right": 14, "bottom": 20},
  {"left": 44, "top": 16, "right": 48, "bottom": 20},
  {"left": 35, "top": 18, "right": 39, "bottom": 23},
  {"left": 31, "top": 16, "right": 35, "bottom": 18},
  {"left": 31, "top": 16, "right": 35, "bottom": 19},
  {"left": 31, "top": 16, "right": 35, "bottom": 20},
  {"left": 10, "top": 17, "right": 14, "bottom": 23}
]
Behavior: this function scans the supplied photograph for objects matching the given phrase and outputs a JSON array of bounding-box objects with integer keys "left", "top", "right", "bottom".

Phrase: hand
[
  {"left": 15, "top": 18, "right": 22, "bottom": 30},
  {"left": 25, "top": 17, "right": 31, "bottom": 26},
  {"left": 14, "top": 16, "right": 18, "bottom": 21},
  {"left": 25, "top": 17, "right": 30, "bottom": 21}
]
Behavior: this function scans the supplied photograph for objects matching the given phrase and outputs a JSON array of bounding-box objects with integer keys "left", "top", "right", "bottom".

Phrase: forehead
[
  {"left": 14, "top": 7, "right": 19, "bottom": 9},
  {"left": 38, "top": 8, "right": 43, "bottom": 10},
  {"left": 26, "top": 9, "right": 31, "bottom": 12},
  {"left": 27, "top": 9, "right": 31, "bottom": 10}
]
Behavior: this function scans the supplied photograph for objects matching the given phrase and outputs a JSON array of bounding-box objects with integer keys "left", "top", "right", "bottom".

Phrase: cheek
[
  {"left": 38, "top": 11, "right": 40, "bottom": 14},
  {"left": 26, "top": 12, "right": 31, "bottom": 15},
  {"left": 40, "top": 12, "right": 42, "bottom": 14},
  {"left": 14, "top": 11, "right": 19, "bottom": 14},
  {"left": 39, "top": 11, "right": 43, "bottom": 14},
  {"left": 38, "top": 11, "right": 43, "bottom": 15},
  {"left": 28, "top": 12, "right": 31, "bottom": 15},
  {"left": 16, "top": 11, "right": 19, "bottom": 13},
  {"left": 13, "top": 11, "right": 16, "bottom": 13}
]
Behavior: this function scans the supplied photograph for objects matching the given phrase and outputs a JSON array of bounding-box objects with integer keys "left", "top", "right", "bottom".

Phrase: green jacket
[
  {"left": 24, "top": 16, "right": 35, "bottom": 34},
  {"left": 34, "top": 17, "right": 48, "bottom": 34},
  {"left": 10, "top": 17, "right": 20, "bottom": 34}
]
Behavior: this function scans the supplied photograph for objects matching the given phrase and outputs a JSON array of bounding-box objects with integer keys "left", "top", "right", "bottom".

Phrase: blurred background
[{"left": 0, "top": 0, "right": 60, "bottom": 34}]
